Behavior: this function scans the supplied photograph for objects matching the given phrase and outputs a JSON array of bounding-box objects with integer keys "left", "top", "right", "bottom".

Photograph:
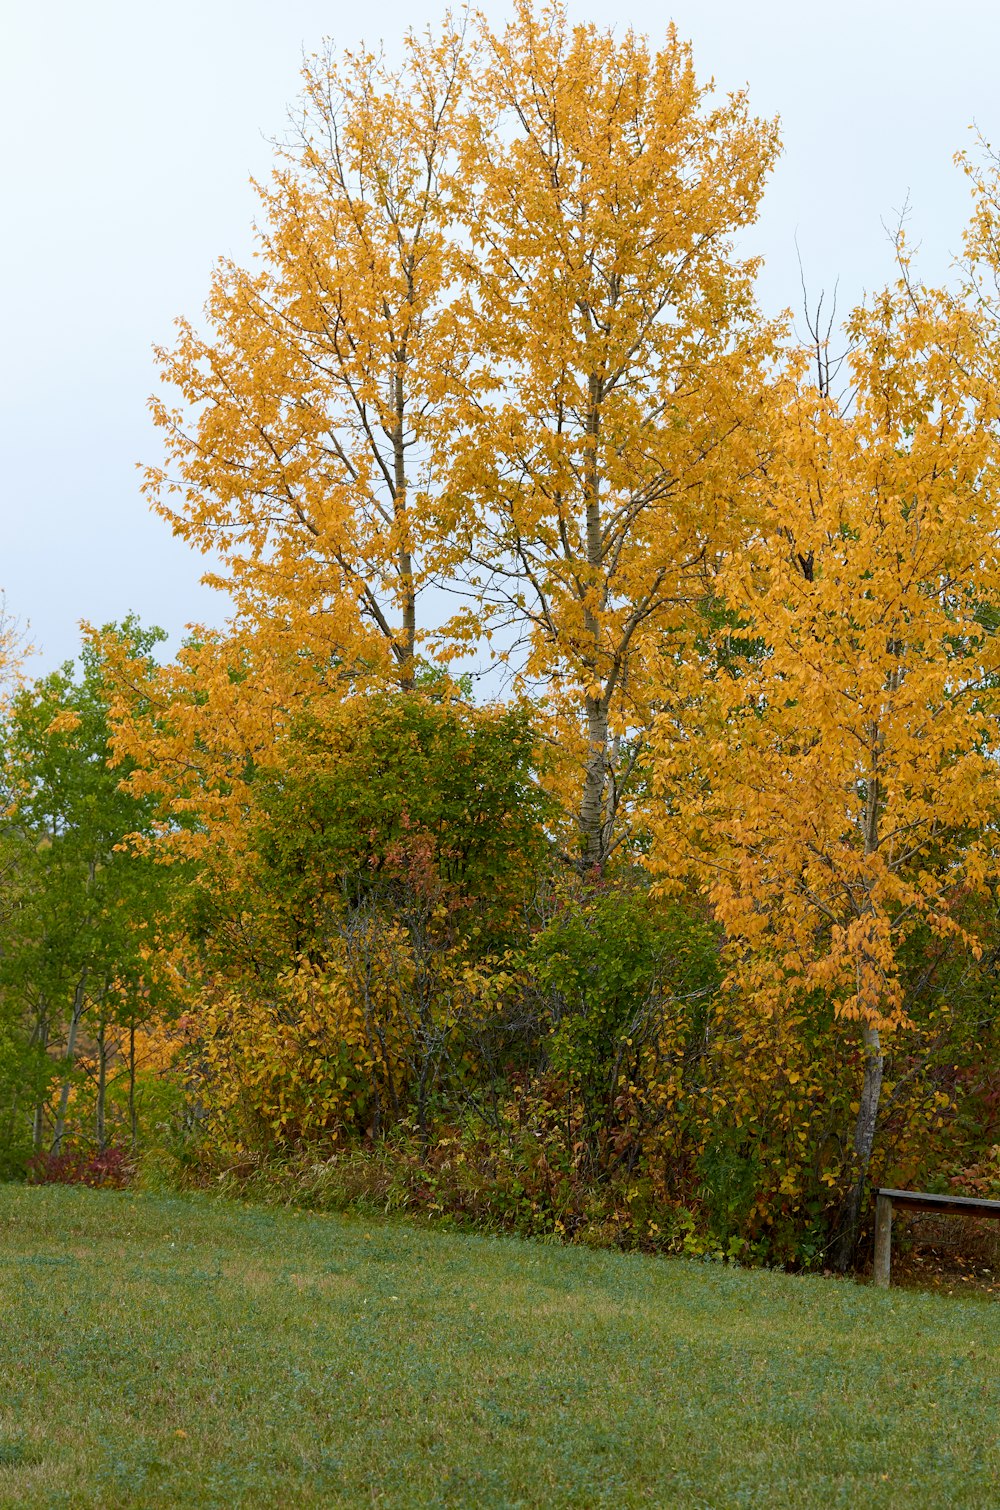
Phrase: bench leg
[{"left": 873, "top": 1194, "right": 893, "bottom": 1288}]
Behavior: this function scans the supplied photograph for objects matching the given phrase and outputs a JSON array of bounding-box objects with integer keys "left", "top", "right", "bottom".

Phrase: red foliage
[{"left": 28, "top": 1145, "right": 134, "bottom": 1190}]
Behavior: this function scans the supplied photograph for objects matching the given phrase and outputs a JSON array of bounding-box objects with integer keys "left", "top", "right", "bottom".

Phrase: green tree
[
  {"left": 0, "top": 622, "right": 179, "bottom": 1163},
  {"left": 177, "top": 692, "right": 555, "bottom": 1148}
]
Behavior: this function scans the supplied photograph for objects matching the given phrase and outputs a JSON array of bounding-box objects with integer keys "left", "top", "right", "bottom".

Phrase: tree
[
  {"left": 142, "top": 3, "right": 779, "bottom": 870},
  {"left": 649, "top": 276, "right": 1000, "bottom": 1263},
  {"left": 182, "top": 689, "right": 552, "bottom": 984},
  {"left": 439, "top": 2, "right": 780, "bottom": 869},
  {"left": 172, "top": 692, "right": 553, "bottom": 1149},
  {"left": 146, "top": 25, "right": 468, "bottom": 694},
  {"left": 0, "top": 623, "right": 179, "bottom": 1157}
]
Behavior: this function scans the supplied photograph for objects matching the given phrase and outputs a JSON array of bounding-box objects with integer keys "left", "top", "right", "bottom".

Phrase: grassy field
[{"left": 0, "top": 1187, "right": 997, "bottom": 1508}]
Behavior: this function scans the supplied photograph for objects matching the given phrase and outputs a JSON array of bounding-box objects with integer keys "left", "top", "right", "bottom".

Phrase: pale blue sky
[{"left": 2, "top": 0, "right": 996, "bottom": 671}]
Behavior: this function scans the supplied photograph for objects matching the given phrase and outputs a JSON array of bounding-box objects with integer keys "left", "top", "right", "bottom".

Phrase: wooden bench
[{"left": 872, "top": 1186, "right": 1000, "bottom": 1287}]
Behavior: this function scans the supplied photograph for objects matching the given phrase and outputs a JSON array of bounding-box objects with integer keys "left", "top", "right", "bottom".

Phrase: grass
[{"left": 0, "top": 1187, "right": 997, "bottom": 1508}]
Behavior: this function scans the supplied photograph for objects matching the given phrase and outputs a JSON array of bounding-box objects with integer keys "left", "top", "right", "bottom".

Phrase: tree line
[{"left": 2, "top": 1, "right": 1000, "bottom": 1268}]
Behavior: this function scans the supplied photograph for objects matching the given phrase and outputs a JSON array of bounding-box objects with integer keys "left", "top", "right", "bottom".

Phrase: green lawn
[{"left": 0, "top": 1186, "right": 997, "bottom": 1507}]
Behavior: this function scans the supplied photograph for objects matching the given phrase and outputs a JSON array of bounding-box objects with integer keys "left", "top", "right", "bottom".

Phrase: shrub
[{"left": 27, "top": 1144, "right": 134, "bottom": 1189}]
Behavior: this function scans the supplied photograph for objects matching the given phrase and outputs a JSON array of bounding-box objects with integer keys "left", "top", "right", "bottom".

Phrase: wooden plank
[
  {"left": 873, "top": 1187, "right": 1000, "bottom": 1221},
  {"left": 873, "top": 1193, "right": 893, "bottom": 1288}
]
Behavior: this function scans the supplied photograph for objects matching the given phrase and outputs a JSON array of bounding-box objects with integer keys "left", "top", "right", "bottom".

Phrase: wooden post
[{"left": 873, "top": 1192, "right": 893, "bottom": 1288}]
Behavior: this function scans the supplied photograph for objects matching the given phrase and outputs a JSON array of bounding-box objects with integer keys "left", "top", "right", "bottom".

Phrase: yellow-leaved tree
[
  {"left": 440, "top": 2, "right": 781, "bottom": 868},
  {"left": 140, "top": 3, "right": 780, "bottom": 870},
  {"left": 146, "top": 24, "right": 468, "bottom": 693},
  {"left": 649, "top": 275, "right": 1000, "bottom": 1262}
]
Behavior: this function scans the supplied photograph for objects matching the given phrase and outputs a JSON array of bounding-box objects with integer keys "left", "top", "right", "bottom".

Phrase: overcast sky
[{"left": 3, "top": 0, "right": 997, "bottom": 672}]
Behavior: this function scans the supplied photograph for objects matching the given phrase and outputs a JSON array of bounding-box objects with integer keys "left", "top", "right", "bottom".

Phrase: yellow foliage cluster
[
  {"left": 196, "top": 955, "right": 401, "bottom": 1149},
  {"left": 651, "top": 281, "right": 1000, "bottom": 1029},
  {"left": 189, "top": 924, "right": 513, "bottom": 1152}
]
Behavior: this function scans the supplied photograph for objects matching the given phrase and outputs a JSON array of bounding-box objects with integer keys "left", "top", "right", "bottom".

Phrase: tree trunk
[
  {"left": 832, "top": 758, "right": 888, "bottom": 1270},
  {"left": 128, "top": 1023, "right": 137, "bottom": 1151},
  {"left": 579, "top": 692, "right": 610, "bottom": 871},
  {"left": 392, "top": 373, "right": 416, "bottom": 692},
  {"left": 51, "top": 968, "right": 88, "bottom": 1157},
  {"left": 833, "top": 1022, "right": 884, "bottom": 1270},
  {"left": 578, "top": 372, "right": 608, "bottom": 871},
  {"left": 95, "top": 1020, "right": 107, "bottom": 1152},
  {"left": 398, "top": 548, "right": 416, "bottom": 692},
  {"left": 32, "top": 999, "right": 49, "bottom": 1154}
]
